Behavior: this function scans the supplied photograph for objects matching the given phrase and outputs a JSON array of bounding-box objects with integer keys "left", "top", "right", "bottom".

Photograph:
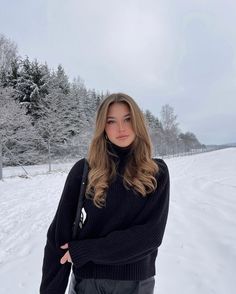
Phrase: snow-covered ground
[{"left": 0, "top": 148, "right": 235, "bottom": 294}]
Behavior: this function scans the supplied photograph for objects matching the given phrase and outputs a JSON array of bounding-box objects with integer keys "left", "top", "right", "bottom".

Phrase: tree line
[{"left": 0, "top": 33, "right": 203, "bottom": 166}]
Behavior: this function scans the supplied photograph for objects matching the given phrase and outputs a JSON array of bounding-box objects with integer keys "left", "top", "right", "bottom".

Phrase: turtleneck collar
[{"left": 106, "top": 139, "right": 133, "bottom": 161}]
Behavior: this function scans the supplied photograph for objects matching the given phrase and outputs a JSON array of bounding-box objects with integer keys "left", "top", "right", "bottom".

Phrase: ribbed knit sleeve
[
  {"left": 40, "top": 159, "right": 85, "bottom": 294},
  {"left": 68, "top": 159, "right": 170, "bottom": 267}
]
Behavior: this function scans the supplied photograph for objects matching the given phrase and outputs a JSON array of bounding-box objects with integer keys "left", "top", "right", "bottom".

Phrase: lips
[{"left": 117, "top": 135, "right": 129, "bottom": 139}]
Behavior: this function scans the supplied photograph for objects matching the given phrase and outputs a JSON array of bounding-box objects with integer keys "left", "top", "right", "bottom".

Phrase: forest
[{"left": 0, "top": 34, "right": 203, "bottom": 166}]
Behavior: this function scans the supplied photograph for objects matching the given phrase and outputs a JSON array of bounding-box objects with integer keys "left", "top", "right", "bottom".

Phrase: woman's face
[{"left": 105, "top": 102, "right": 136, "bottom": 147}]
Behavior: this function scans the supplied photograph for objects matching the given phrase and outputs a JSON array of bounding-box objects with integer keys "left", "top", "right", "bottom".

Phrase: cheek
[
  {"left": 105, "top": 125, "right": 115, "bottom": 136},
  {"left": 128, "top": 123, "right": 135, "bottom": 132},
  {"left": 130, "top": 127, "right": 136, "bottom": 138}
]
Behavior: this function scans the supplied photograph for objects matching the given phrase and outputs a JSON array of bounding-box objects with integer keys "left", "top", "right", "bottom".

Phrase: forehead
[{"left": 107, "top": 102, "right": 130, "bottom": 116}]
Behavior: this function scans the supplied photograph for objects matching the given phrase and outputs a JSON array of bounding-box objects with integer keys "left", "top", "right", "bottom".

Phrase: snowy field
[{"left": 0, "top": 148, "right": 236, "bottom": 294}]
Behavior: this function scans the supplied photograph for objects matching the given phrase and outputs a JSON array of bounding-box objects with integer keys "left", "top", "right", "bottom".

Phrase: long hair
[{"left": 86, "top": 93, "right": 159, "bottom": 208}]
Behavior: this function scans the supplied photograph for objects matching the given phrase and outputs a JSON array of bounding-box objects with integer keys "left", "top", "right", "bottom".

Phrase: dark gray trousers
[{"left": 68, "top": 272, "right": 155, "bottom": 294}]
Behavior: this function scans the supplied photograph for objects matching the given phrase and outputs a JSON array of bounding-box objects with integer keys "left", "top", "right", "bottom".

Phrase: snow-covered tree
[
  {"left": 15, "top": 57, "right": 50, "bottom": 119},
  {"left": 51, "top": 64, "right": 70, "bottom": 95},
  {"left": 0, "top": 87, "right": 42, "bottom": 165},
  {"left": 160, "top": 104, "right": 180, "bottom": 155},
  {"left": 144, "top": 110, "right": 162, "bottom": 132},
  {"left": 6, "top": 57, "right": 21, "bottom": 88},
  {"left": 144, "top": 110, "right": 164, "bottom": 156},
  {"left": 69, "top": 77, "right": 89, "bottom": 135},
  {"left": 35, "top": 89, "right": 67, "bottom": 144},
  {"left": 0, "top": 34, "right": 18, "bottom": 86},
  {"left": 160, "top": 104, "right": 179, "bottom": 134},
  {"left": 179, "top": 132, "right": 202, "bottom": 151},
  {"left": 84, "top": 89, "right": 100, "bottom": 125}
]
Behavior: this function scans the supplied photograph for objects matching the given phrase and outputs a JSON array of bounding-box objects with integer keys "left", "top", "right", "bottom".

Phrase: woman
[{"left": 40, "top": 93, "right": 170, "bottom": 294}]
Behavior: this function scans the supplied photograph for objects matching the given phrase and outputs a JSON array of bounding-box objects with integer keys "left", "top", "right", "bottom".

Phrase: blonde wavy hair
[{"left": 86, "top": 93, "right": 159, "bottom": 208}]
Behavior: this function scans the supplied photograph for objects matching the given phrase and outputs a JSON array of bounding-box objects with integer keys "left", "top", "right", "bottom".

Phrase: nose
[{"left": 118, "top": 121, "right": 125, "bottom": 131}]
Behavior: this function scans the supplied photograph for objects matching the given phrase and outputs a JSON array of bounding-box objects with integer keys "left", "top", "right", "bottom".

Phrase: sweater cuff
[{"left": 68, "top": 240, "right": 94, "bottom": 268}]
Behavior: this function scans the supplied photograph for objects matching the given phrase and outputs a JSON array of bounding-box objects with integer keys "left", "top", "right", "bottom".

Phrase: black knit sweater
[{"left": 40, "top": 142, "right": 170, "bottom": 294}]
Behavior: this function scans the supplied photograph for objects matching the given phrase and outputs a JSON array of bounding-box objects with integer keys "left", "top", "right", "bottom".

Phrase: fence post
[
  {"left": 48, "top": 139, "right": 51, "bottom": 172},
  {"left": 0, "top": 134, "right": 2, "bottom": 180}
]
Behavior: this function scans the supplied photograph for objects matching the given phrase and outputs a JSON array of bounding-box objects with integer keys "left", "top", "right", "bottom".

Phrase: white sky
[{"left": 1, "top": 0, "right": 236, "bottom": 144}]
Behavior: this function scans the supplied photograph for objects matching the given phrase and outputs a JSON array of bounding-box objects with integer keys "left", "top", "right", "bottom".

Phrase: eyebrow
[{"left": 107, "top": 113, "right": 130, "bottom": 119}]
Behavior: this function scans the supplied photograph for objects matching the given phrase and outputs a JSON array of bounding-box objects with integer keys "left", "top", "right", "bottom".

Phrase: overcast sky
[{"left": 1, "top": 0, "right": 236, "bottom": 144}]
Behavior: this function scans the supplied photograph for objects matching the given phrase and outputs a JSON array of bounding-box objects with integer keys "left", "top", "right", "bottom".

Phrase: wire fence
[
  {"left": 0, "top": 141, "right": 87, "bottom": 179},
  {"left": 0, "top": 140, "right": 233, "bottom": 180}
]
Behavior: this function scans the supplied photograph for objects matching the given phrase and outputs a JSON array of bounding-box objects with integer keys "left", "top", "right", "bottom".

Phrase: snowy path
[{"left": 0, "top": 148, "right": 236, "bottom": 294}]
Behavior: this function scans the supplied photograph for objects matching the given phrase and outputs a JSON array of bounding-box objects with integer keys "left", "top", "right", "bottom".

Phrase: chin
[
  {"left": 116, "top": 142, "right": 130, "bottom": 147},
  {"left": 115, "top": 139, "right": 134, "bottom": 147}
]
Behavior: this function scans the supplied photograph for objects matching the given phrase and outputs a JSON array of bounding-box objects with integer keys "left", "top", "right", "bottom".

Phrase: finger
[
  {"left": 68, "top": 252, "right": 72, "bottom": 263},
  {"left": 60, "top": 255, "right": 66, "bottom": 264},
  {"left": 60, "top": 243, "right": 69, "bottom": 249},
  {"left": 61, "top": 252, "right": 72, "bottom": 264},
  {"left": 60, "top": 252, "right": 69, "bottom": 264},
  {"left": 66, "top": 252, "right": 72, "bottom": 263}
]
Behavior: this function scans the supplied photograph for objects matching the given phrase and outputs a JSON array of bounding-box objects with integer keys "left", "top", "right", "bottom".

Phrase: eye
[
  {"left": 124, "top": 117, "right": 131, "bottom": 122},
  {"left": 107, "top": 120, "right": 115, "bottom": 124}
]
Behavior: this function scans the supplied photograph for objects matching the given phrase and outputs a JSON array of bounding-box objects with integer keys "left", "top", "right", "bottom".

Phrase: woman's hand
[{"left": 60, "top": 243, "right": 72, "bottom": 264}]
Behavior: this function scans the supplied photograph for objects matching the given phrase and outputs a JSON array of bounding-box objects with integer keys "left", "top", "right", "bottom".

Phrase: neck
[{"left": 107, "top": 139, "right": 133, "bottom": 160}]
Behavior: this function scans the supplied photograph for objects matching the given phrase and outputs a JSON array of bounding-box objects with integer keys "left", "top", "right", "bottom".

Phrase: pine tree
[
  {"left": 0, "top": 87, "right": 42, "bottom": 165},
  {"left": 51, "top": 64, "right": 70, "bottom": 95},
  {"left": 6, "top": 57, "right": 20, "bottom": 87},
  {"left": 35, "top": 89, "right": 66, "bottom": 145},
  {"left": 179, "top": 132, "right": 202, "bottom": 151},
  {"left": 15, "top": 57, "right": 50, "bottom": 120},
  {"left": 144, "top": 110, "right": 164, "bottom": 156},
  {"left": 0, "top": 34, "right": 18, "bottom": 87},
  {"left": 144, "top": 110, "right": 161, "bottom": 132},
  {"left": 68, "top": 77, "right": 88, "bottom": 136},
  {"left": 84, "top": 89, "right": 100, "bottom": 126}
]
